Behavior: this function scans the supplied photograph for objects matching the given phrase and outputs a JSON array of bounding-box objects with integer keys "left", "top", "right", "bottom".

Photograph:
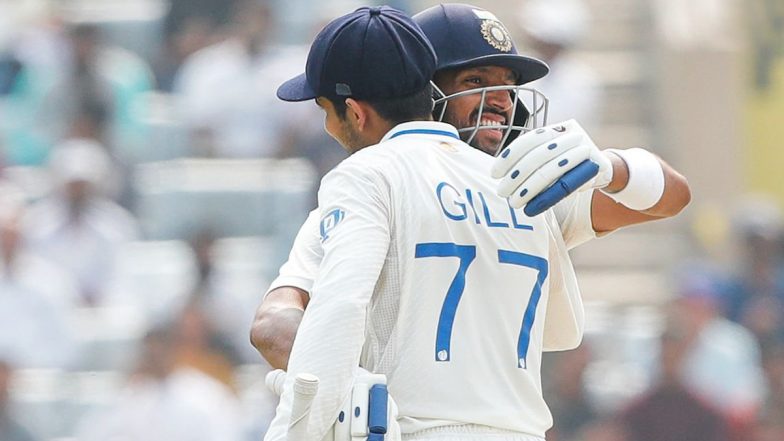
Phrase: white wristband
[{"left": 602, "top": 148, "right": 665, "bottom": 210}]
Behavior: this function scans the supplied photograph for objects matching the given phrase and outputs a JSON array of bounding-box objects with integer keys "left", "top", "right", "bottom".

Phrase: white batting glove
[
  {"left": 492, "top": 119, "right": 613, "bottom": 210},
  {"left": 265, "top": 368, "right": 401, "bottom": 441},
  {"left": 332, "top": 367, "right": 399, "bottom": 441},
  {"left": 266, "top": 369, "right": 288, "bottom": 396}
]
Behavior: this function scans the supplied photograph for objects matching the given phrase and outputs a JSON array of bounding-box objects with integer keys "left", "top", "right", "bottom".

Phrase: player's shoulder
[
  {"left": 324, "top": 137, "right": 414, "bottom": 178},
  {"left": 323, "top": 125, "right": 492, "bottom": 188},
  {"left": 346, "top": 133, "right": 489, "bottom": 168},
  {"left": 327, "top": 143, "right": 388, "bottom": 175},
  {"left": 319, "top": 145, "right": 392, "bottom": 194}
]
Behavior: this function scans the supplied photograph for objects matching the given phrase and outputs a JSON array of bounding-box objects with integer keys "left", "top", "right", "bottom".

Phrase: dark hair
[{"left": 328, "top": 83, "right": 434, "bottom": 125}]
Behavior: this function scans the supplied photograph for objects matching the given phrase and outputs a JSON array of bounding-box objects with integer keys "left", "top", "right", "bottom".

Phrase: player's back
[{"left": 350, "top": 122, "right": 557, "bottom": 438}]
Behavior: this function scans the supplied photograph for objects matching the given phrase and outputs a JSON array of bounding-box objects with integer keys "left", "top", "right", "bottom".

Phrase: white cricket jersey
[
  {"left": 266, "top": 144, "right": 595, "bottom": 353},
  {"left": 265, "top": 122, "right": 592, "bottom": 441}
]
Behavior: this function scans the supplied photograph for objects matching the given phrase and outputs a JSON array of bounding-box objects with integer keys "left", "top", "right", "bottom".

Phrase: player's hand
[
  {"left": 332, "top": 367, "right": 399, "bottom": 441},
  {"left": 265, "top": 368, "right": 401, "bottom": 441},
  {"left": 492, "top": 119, "right": 613, "bottom": 215},
  {"left": 266, "top": 368, "right": 288, "bottom": 396}
]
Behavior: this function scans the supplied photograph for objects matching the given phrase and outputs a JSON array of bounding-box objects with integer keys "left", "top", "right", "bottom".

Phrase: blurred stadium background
[{"left": 0, "top": 0, "right": 782, "bottom": 440}]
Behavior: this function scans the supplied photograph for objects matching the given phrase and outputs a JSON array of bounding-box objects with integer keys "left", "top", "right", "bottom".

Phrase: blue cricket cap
[
  {"left": 413, "top": 4, "right": 549, "bottom": 85},
  {"left": 277, "top": 6, "right": 437, "bottom": 102}
]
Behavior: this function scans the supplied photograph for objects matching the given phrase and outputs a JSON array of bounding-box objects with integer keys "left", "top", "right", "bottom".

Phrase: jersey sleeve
[
  {"left": 542, "top": 189, "right": 598, "bottom": 350},
  {"left": 265, "top": 209, "right": 322, "bottom": 297},
  {"left": 264, "top": 158, "right": 392, "bottom": 441},
  {"left": 542, "top": 210, "right": 585, "bottom": 352},
  {"left": 551, "top": 190, "right": 596, "bottom": 249}
]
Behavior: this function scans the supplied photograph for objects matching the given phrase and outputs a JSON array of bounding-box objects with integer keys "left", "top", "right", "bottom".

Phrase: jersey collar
[{"left": 381, "top": 121, "right": 460, "bottom": 143}]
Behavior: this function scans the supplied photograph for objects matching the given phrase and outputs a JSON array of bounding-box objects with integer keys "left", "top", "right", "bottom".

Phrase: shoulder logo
[
  {"left": 320, "top": 208, "right": 346, "bottom": 242},
  {"left": 480, "top": 20, "right": 513, "bottom": 53}
]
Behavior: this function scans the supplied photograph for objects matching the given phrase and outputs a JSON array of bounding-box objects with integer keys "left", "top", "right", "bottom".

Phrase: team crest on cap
[{"left": 480, "top": 19, "right": 513, "bottom": 52}]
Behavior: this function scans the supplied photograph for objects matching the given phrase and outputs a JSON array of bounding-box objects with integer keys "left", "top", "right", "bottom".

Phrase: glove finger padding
[
  {"left": 271, "top": 367, "right": 399, "bottom": 441},
  {"left": 492, "top": 125, "right": 565, "bottom": 178},
  {"left": 496, "top": 131, "right": 586, "bottom": 197},
  {"left": 335, "top": 368, "right": 400, "bottom": 441},
  {"left": 506, "top": 144, "right": 593, "bottom": 209},
  {"left": 494, "top": 119, "right": 614, "bottom": 215}
]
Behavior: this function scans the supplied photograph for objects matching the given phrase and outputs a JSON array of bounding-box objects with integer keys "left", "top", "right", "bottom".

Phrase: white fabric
[
  {"left": 404, "top": 425, "right": 545, "bottom": 441},
  {"left": 265, "top": 367, "right": 401, "bottom": 441},
  {"left": 550, "top": 190, "right": 596, "bottom": 250},
  {"left": 603, "top": 148, "right": 665, "bottom": 210},
  {"left": 266, "top": 155, "right": 594, "bottom": 354},
  {"left": 541, "top": 192, "right": 591, "bottom": 351},
  {"left": 265, "top": 122, "right": 589, "bottom": 441}
]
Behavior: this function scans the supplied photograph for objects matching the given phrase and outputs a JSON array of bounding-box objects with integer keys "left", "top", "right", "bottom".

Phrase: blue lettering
[
  {"left": 435, "top": 183, "right": 534, "bottom": 232},
  {"left": 464, "top": 189, "right": 482, "bottom": 224},
  {"left": 478, "top": 192, "right": 509, "bottom": 228},
  {"left": 437, "top": 182, "right": 468, "bottom": 221},
  {"left": 508, "top": 202, "right": 534, "bottom": 231}
]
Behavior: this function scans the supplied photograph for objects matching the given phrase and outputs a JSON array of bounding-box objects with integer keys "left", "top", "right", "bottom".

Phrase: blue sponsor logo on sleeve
[{"left": 320, "top": 208, "right": 346, "bottom": 242}]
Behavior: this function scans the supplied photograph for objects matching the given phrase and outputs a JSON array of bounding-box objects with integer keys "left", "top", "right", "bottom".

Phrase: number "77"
[{"left": 415, "top": 242, "right": 549, "bottom": 369}]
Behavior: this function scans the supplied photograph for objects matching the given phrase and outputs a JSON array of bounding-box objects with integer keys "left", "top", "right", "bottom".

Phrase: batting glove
[
  {"left": 492, "top": 119, "right": 613, "bottom": 216},
  {"left": 266, "top": 368, "right": 401, "bottom": 441}
]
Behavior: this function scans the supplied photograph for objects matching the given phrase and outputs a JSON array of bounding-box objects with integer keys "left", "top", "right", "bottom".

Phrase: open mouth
[
  {"left": 475, "top": 113, "right": 507, "bottom": 140},
  {"left": 479, "top": 118, "right": 505, "bottom": 128}
]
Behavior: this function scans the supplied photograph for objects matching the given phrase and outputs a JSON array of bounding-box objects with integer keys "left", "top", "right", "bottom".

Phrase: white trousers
[{"left": 403, "top": 425, "right": 545, "bottom": 441}]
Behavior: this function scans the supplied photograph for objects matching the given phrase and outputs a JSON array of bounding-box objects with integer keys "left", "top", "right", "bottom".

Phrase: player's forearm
[
  {"left": 251, "top": 306, "right": 304, "bottom": 369},
  {"left": 642, "top": 159, "right": 691, "bottom": 217},
  {"left": 603, "top": 151, "right": 691, "bottom": 217},
  {"left": 251, "top": 287, "right": 309, "bottom": 369},
  {"left": 590, "top": 151, "right": 690, "bottom": 234}
]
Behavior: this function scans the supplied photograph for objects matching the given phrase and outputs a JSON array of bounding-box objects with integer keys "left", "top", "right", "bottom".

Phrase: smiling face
[{"left": 433, "top": 65, "right": 517, "bottom": 155}]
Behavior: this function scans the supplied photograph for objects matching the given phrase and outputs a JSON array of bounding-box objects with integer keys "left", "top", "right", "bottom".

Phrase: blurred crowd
[
  {"left": 543, "top": 208, "right": 784, "bottom": 441},
  {"left": 0, "top": 1, "right": 781, "bottom": 441},
  {"left": 0, "top": 0, "right": 354, "bottom": 439}
]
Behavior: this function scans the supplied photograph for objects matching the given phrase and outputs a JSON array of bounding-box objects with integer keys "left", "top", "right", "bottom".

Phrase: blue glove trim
[
  {"left": 523, "top": 160, "right": 599, "bottom": 217},
  {"left": 368, "top": 384, "right": 388, "bottom": 435}
]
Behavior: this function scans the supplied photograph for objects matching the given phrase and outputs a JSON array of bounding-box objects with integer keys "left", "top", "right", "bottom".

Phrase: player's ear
[{"left": 345, "top": 98, "right": 368, "bottom": 131}]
